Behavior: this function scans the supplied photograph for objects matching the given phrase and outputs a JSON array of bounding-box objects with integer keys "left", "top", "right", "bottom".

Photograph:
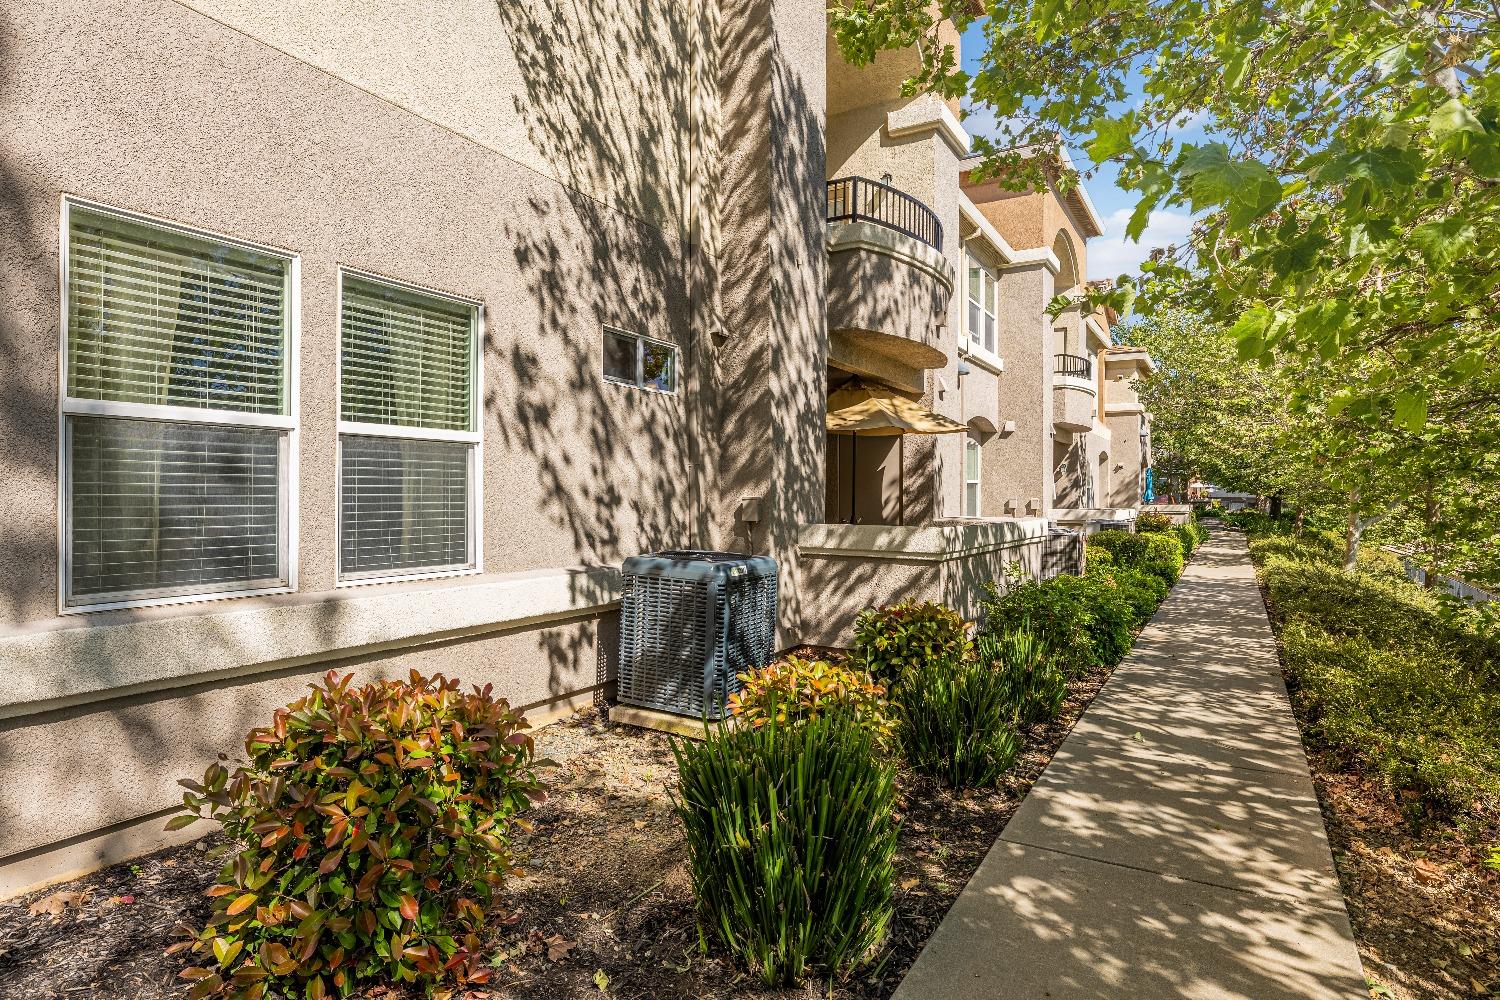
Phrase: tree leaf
[
  {"left": 1393, "top": 391, "right": 1427, "bottom": 432},
  {"left": 1429, "top": 97, "right": 1483, "bottom": 141}
]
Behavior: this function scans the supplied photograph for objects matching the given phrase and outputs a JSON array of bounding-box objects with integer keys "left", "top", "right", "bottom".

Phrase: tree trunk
[
  {"left": 1422, "top": 479, "right": 1439, "bottom": 590},
  {"left": 1269, "top": 493, "right": 1283, "bottom": 518},
  {"left": 1342, "top": 489, "right": 1362, "bottom": 572}
]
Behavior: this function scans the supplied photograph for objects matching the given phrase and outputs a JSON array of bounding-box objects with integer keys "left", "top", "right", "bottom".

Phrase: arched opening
[{"left": 1052, "top": 230, "right": 1080, "bottom": 296}]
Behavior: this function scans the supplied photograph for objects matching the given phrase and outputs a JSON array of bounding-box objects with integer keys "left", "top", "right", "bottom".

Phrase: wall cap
[{"left": 798, "top": 519, "right": 1050, "bottom": 563}]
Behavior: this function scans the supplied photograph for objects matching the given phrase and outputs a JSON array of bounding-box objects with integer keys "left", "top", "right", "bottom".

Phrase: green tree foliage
[{"left": 831, "top": 2, "right": 1500, "bottom": 580}]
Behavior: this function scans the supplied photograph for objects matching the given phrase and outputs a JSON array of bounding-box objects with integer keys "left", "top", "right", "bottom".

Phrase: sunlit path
[{"left": 893, "top": 532, "right": 1368, "bottom": 1000}]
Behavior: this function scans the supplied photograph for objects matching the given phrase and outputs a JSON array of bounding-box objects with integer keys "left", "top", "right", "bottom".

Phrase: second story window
[
  {"left": 338, "top": 272, "right": 481, "bottom": 582},
  {"left": 61, "top": 200, "right": 297, "bottom": 611},
  {"left": 603, "top": 327, "right": 677, "bottom": 393},
  {"left": 966, "top": 254, "right": 997, "bottom": 355}
]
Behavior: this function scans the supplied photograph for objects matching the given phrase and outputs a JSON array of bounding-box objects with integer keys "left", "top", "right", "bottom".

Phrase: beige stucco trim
[
  {"left": 0, "top": 565, "right": 622, "bottom": 721},
  {"left": 798, "top": 518, "right": 1049, "bottom": 562},
  {"left": 1105, "top": 402, "right": 1149, "bottom": 417},
  {"left": 827, "top": 220, "right": 955, "bottom": 291},
  {"left": 1051, "top": 507, "right": 1138, "bottom": 524},
  {"left": 958, "top": 192, "right": 1018, "bottom": 265},
  {"left": 1104, "top": 347, "right": 1154, "bottom": 379},
  {"left": 885, "top": 97, "right": 972, "bottom": 157}
]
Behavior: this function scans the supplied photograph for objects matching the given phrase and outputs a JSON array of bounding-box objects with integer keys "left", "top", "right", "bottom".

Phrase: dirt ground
[
  {"left": 1306, "top": 750, "right": 1499, "bottom": 999},
  {"left": 0, "top": 661, "right": 1115, "bottom": 1000}
]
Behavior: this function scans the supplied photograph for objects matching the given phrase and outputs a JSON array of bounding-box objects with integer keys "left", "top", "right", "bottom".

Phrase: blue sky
[{"left": 958, "top": 21, "right": 1198, "bottom": 279}]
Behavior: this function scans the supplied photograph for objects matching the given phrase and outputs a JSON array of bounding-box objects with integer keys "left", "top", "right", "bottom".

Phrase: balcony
[
  {"left": 1052, "top": 353, "right": 1096, "bottom": 432},
  {"left": 826, "top": 177, "right": 953, "bottom": 381},
  {"left": 827, "top": 176, "right": 943, "bottom": 249}
]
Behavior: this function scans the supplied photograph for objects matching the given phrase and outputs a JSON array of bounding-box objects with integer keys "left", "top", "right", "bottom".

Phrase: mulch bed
[{"left": 0, "top": 662, "right": 1117, "bottom": 1000}]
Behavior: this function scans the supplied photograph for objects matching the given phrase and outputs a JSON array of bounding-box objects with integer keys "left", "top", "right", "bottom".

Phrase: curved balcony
[
  {"left": 826, "top": 177, "right": 953, "bottom": 379},
  {"left": 826, "top": 176, "right": 943, "bottom": 249},
  {"left": 1053, "top": 353, "right": 1096, "bottom": 432}
]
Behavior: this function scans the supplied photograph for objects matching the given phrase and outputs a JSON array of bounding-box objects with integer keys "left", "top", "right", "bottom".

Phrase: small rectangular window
[
  {"left": 338, "top": 271, "right": 480, "bottom": 582},
  {"left": 965, "top": 252, "right": 998, "bottom": 356},
  {"left": 61, "top": 200, "right": 296, "bottom": 611},
  {"left": 602, "top": 327, "right": 678, "bottom": 393},
  {"left": 964, "top": 436, "right": 981, "bottom": 517}
]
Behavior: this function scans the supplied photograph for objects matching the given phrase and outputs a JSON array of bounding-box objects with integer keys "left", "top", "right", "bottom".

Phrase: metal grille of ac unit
[
  {"left": 617, "top": 550, "right": 778, "bottom": 720},
  {"left": 1042, "top": 527, "right": 1084, "bottom": 579}
]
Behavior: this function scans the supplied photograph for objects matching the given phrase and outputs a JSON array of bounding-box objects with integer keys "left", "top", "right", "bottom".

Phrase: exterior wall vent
[{"left": 617, "top": 550, "right": 778, "bottom": 720}]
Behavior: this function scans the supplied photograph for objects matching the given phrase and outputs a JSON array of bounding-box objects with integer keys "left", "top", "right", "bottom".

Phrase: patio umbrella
[{"left": 826, "top": 380, "right": 968, "bottom": 524}]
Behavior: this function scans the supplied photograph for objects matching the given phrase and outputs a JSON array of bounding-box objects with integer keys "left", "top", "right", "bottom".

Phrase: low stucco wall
[
  {"left": 796, "top": 519, "right": 1049, "bottom": 645},
  {"left": 0, "top": 607, "right": 616, "bottom": 899}
]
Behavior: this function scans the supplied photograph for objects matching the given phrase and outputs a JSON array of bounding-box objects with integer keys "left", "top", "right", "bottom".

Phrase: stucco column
[{"left": 709, "top": 0, "right": 827, "bottom": 641}]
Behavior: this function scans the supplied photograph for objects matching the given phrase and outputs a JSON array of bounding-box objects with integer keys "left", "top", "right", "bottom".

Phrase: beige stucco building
[{"left": 0, "top": 2, "right": 1151, "bottom": 896}]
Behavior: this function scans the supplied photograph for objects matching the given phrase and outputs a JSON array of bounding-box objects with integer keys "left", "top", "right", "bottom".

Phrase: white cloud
[{"left": 1088, "top": 206, "right": 1195, "bottom": 280}]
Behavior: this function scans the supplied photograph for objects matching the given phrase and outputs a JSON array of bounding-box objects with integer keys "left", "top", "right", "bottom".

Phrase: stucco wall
[{"left": 0, "top": 0, "right": 830, "bottom": 892}]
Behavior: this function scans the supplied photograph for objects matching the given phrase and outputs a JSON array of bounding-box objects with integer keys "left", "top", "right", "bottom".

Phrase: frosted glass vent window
[
  {"left": 338, "top": 271, "right": 480, "bottom": 582},
  {"left": 340, "top": 276, "right": 475, "bottom": 432},
  {"left": 339, "top": 436, "right": 471, "bottom": 577},
  {"left": 61, "top": 201, "right": 295, "bottom": 611},
  {"left": 603, "top": 327, "right": 678, "bottom": 393}
]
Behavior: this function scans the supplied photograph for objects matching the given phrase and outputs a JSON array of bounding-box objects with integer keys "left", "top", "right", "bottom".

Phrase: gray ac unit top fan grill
[{"left": 617, "top": 550, "right": 778, "bottom": 721}]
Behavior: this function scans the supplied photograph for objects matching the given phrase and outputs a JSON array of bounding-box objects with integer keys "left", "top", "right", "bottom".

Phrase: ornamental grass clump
[
  {"left": 672, "top": 709, "right": 898, "bottom": 986},
  {"left": 977, "top": 624, "right": 1066, "bottom": 724},
  {"left": 897, "top": 655, "right": 1020, "bottom": 787},
  {"left": 166, "top": 670, "right": 545, "bottom": 1000},
  {"left": 729, "top": 655, "right": 897, "bottom": 749},
  {"left": 851, "top": 600, "right": 970, "bottom": 684}
]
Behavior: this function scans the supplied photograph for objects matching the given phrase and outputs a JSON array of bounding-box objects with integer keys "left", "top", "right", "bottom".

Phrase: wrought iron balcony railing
[
  {"left": 826, "top": 176, "right": 943, "bottom": 250},
  {"left": 1055, "top": 353, "right": 1093, "bottom": 379}
]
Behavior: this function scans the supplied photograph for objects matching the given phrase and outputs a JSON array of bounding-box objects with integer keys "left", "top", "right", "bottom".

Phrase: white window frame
[
  {"left": 602, "top": 326, "right": 679, "bottom": 395},
  {"left": 56, "top": 196, "right": 300, "bottom": 615},
  {"left": 963, "top": 248, "right": 1000, "bottom": 361},
  {"left": 963, "top": 435, "right": 982, "bottom": 518},
  {"left": 334, "top": 267, "right": 484, "bottom": 587}
]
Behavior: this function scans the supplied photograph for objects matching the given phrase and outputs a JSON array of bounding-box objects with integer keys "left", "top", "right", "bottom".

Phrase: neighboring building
[{"left": 0, "top": 3, "right": 1152, "bottom": 895}]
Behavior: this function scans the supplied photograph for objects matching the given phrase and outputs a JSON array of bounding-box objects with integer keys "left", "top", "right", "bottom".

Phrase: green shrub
[
  {"left": 1255, "top": 544, "right": 1500, "bottom": 815},
  {"left": 982, "top": 573, "right": 1133, "bottom": 674},
  {"left": 672, "top": 710, "right": 898, "bottom": 985},
  {"left": 1090, "top": 529, "right": 1149, "bottom": 567},
  {"left": 1109, "top": 567, "right": 1169, "bottom": 628},
  {"left": 897, "top": 655, "right": 1020, "bottom": 787},
  {"left": 729, "top": 656, "right": 896, "bottom": 749},
  {"left": 1084, "top": 543, "right": 1114, "bottom": 572},
  {"left": 977, "top": 624, "right": 1066, "bottom": 724},
  {"left": 1135, "top": 511, "right": 1175, "bottom": 534},
  {"left": 1175, "top": 520, "right": 1204, "bottom": 557},
  {"left": 167, "top": 671, "right": 544, "bottom": 1000},
  {"left": 1139, "top": 532, "right": 1186, "bottom": 586},
  {"left": 851, "top": 601, "right": 970, "bottom": 684}
]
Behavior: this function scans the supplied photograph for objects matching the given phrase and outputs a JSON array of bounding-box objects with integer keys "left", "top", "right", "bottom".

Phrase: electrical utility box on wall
[{"left": 616, "top": 550, "right": 778, "bottom": 721}]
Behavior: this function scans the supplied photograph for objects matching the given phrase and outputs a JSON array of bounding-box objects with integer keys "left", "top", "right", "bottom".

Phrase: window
[
  {"left": 965, "top": 252, "right": 997, "bottom": 355},
  {"left": 963, "top": 435, "right": 982, "bottom": 517},
  {"left": 603, "top": 327, "right": 677, "bottom": 393},
  {"left": 338, "top": 271, "right": 480, "bottom": 582},
  {"left": 61, "top": 200, "right": 296, "bottom": 611}
]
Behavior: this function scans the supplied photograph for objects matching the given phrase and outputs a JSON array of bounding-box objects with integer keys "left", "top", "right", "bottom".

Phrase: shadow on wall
[{"left": 0, "top": 14, "right": 59, "bottom": 631}]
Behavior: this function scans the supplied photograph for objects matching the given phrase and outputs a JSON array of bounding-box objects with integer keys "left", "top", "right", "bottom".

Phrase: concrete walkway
[{"left": 894, "top": 533, "right": 1369, "bottom": 1000}]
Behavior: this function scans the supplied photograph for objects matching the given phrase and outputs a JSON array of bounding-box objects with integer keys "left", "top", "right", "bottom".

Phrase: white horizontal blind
[
  {"left": 340, "top": 276, "right": 473, "bottom": 432},
  {"left": 62, "top": 202, "right": 293, "bottom": 610},
  {"left": 339, "top": 273, "right": 477, "bottom": 580},
  {"left": 67, "top": 207, "right": 288, "bottom": 414},
  {"left": 340, "top": 436, "right": 470, "bottom": 576},
  {"left": 69, "top": 417, "right": 283, "bottom": 601}
]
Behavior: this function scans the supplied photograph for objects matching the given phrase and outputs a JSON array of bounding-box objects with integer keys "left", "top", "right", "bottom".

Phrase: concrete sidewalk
[{"left": 893, "top": 533, "right": 1368, "bottom": 1000}]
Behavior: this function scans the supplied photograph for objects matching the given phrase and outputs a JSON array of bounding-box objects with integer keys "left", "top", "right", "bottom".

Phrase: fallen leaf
[
  {"left": 1411, "top": 859, "right": 1443, "bottom": 883},
  {"left": 593, "top": 968, "right": 610, "bottom": 992},
  {"left": 28, "top": 891, "right": 88, "bottom": 916},
  {"left": 545, "top": 934, "right": 577, "bottom": 962},
  {"left": 899, "top": 878, "right": 919, "bottom": 891}
]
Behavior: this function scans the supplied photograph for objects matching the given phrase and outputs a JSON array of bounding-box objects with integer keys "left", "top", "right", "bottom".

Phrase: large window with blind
[
  {"left": 337, "top": 271, "right": 481, "bottom": 583},
  {"left": 60, "top": 200, "right": 297, "bottom": 612}
]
